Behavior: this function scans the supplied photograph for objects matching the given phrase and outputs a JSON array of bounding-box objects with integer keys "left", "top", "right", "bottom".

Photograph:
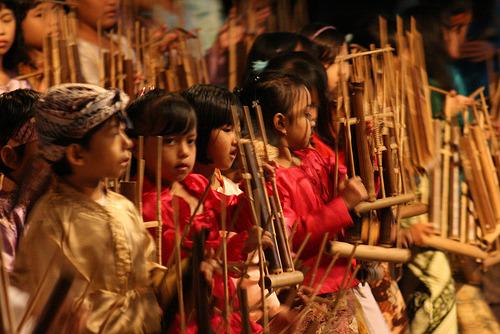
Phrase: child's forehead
[{"left": 0, "top": 4, "right": 13, "bottom": 13}]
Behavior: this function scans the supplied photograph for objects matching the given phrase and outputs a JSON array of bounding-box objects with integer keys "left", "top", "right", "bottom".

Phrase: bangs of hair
[
  {"left": 126, "top": 90, "right": 196, "bottom": 138},
  {"left": 181, "top": 84, "right": 240, "bottom": 164}
]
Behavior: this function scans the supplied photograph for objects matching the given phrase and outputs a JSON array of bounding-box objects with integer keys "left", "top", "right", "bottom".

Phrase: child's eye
[
  {"left": 221, "top": 125, "right": 234, "bottom": 132},
  {"left": 187, "top": 137, "right": 197, "bottom": 145},
  {"left": 164, "top": 137, "right": 176, "bottom": 145}
]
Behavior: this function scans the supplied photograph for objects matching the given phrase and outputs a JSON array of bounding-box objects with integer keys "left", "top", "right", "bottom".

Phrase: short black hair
[
  {"left": 0, "top": 0, "right": 30, "bottom": 71},
  {"left": 181, "top": 84, "right": 240, "bottom": 164},
  {"left": 126, "top": 89, "right": 197, "bottom": 138},
  {"left": 0, "top": 89, "right": 39, "bottom": 174},
  {"left": 239, "top": 70, "right": 308, "bottom": 146}
]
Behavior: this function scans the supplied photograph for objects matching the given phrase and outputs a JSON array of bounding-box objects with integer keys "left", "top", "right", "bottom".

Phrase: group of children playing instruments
[{"left": 1, "top": 0, "right": 499, "bottom": 333}]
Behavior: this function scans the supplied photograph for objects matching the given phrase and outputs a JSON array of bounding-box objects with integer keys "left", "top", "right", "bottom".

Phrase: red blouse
[
  {"left": 142, "top": 173, "right": 262, "bottom": 333},
  {"left": 275, "top": 148, "right": 358, "bottom": 294}
]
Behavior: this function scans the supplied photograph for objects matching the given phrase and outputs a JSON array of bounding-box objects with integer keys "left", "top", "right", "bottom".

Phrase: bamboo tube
[
  {"left": 398, "top": 202, "right": 428, "bottom": 219},
  {"left": 172, "top": 197, "right": 186, "bottom": 334},
  {"left": 329, "top": 241, "right": 412, "bottom": 262},
  {"left": 461, "top": 136, "right": 497, "bottom": 235},
  {"left": 440, "top": 118, "right": 452, "bottom": 238},
  {"left": 335, "top": 47, "right": 394, "bottom": 62},
  {"left": 471, "top": 126, "right": 500, "bottom": 223},
  {"left": 354, "top": 193, "right": 415, "bottom": 215},
  {"left": 220, "top": 196, "right": 231, "bottom": 334},
  {"left": 460, "top": 182, "right": 468, "bottom": 244},
  {"left": 137, "top": 136, "right": 144, "bottom": 215},
  {"left": 155, "top": 136, "right": 163, "bottom": 264},
  {"left": 422, "top": 235, "right": 487, "bottom": 259},
  {"left": 228, "top": 14, "right": 237, "bottom": 90},
  {"left": 309, "top": 233, "right": 329, "bottom": 286}
]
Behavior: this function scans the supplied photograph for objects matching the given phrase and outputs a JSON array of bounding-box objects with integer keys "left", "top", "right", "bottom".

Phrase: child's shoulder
[{"left": 182, "top": 173, "right": 210, "bottom": 195}]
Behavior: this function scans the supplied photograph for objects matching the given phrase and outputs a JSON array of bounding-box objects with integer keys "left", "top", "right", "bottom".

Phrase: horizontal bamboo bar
[
  {"left": 264, "top": 270, "right": 304, "bottom": 289},
  {"left": 422, "top": 235, "right": 488, "bottom": 259},
  {"left": 330, "top": 241, "right": 412, "bottom": 262},
  {"left": 144, "top": 221, "right": 159, "bottom": 229},
  {"left": 398, "top": 202, "right": 428, "bottom": 219},
  {"left": 335, "top": 46, "right": 394, "bottom": 63},
  {"left": 354, "top": 193, "right": 415, "bottom": 215}
]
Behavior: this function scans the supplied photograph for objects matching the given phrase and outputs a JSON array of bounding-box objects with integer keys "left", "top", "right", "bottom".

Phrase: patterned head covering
[
  {"left": 6, "top": 117, "right": 38, "bottom": 148},
  {"left": 36, "top": 84, "right": 130, "bottom": 162}
]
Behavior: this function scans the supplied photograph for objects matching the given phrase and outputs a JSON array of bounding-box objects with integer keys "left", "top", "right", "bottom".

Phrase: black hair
[
  {"left": 0, "top": 0, "right": 30, "bottom": 71},
  {"left": 301, "top": 23, "right": 346, "bottom": 66},
  {"left": 0, "top": 89, "right": 39, "bottom": 174},
  {"left": 243, "top": 32, "right": 320, "bottom": 83},
  {"left": 126, "top": 89, "right": 197, "bottom": 138},
  {"left": 181, "top": 84, "right": 240, "bottom": 165},
  {"left": 266, "top": 51, "right": 335, "bottom": 146},
  {"left": 239, "top": 70, "right": 308, "bottom": 146}
]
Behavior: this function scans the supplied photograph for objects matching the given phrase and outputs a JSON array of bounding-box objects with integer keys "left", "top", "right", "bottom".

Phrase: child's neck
[
  {"left": 63, "top": 174, "right": 105, "bottom": 202},
  {"left": 275, "top": 140, "right": 300, "bottom": 168}
]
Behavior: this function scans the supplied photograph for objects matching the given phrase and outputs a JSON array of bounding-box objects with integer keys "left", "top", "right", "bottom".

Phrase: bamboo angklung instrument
[
  {"left": 240, "top": 104, "right": 303, "bottom": 289},
  {"left": 330, "top": 45, "right": 414, "bottom": 262}
]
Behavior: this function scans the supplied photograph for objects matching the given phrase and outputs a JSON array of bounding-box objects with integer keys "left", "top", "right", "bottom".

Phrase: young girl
[
  {"left": 241, "top": 70, "right": 370, "bottom": 333},
  {"left": 0, "top": 1, "right": 30, "bottom": 93},
  {"left": 266, "top": 51, "right": 391, "bottom": 334},
  {"left": 18, "top": 0, "right": 60, "bottom": 91},
  {"left": 126, "top": 89, "right": 268, "bottom": 333},
  {"left": 182, "top": 83, "right": 288, "bottom": 324}
]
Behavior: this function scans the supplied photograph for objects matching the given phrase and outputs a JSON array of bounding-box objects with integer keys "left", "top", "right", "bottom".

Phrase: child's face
[
  {"left": 77, "top": 0, "right": 119, "bottom": 30},
  {"left": 206, "top": 124, "right": 237, "bottom": 171},
  {"left": 0, "top": 6, "right": 16, "bottom": 57},
  {"left": 283, "top": 88, "right": 316, "bottom": 150},
  {"left": 143, "top": 129, "right": 197, "bottom": 184},
  {"left": 78, "top": 118, "right": 132, "bottom": 180},
  {"left": 22, "top": 2, "right": 58, "bottom": 50}
]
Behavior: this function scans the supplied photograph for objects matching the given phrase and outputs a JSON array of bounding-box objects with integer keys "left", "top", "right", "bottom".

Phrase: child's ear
[
  {"left": 272, "top": 113, "right": 287, "bottom": 136},
  {"left": 65, "top": 144, "right": 86, "bottom": 168},
  {"left": 0, "top": 145, "right": 20, "bottom": 170}
]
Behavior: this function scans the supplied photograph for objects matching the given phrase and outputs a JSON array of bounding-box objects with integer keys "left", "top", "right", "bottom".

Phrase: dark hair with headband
[{"left": 301, "top": 23, "right": 345, "bottom": 65}]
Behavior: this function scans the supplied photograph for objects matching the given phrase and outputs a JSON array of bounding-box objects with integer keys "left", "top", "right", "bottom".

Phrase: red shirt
[
  {"left": 275, "top": 148, "right": 358, "bottom": 294},
  {"left": 142, "top": 173, "right": 262, "bottom": 333}
]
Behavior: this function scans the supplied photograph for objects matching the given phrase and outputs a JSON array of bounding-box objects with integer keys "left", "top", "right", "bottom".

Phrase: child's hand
[
  {"left": 200, "top": 249, "right": 221, "bottom": 284},
  {"left": 243, "top": 226, "right": 274, "bottom": 253},
  {"left": 444, "top": 90, "right": 474, "bottom": 118},
  {"left": 399, "top": 223, "right": 434, "bottom": 247},
  {"left": 262, "top": 160, "right": 277, "bottom": 182},
  {"left": 339, "top": 177, "right": 368, "bottom": 210}
]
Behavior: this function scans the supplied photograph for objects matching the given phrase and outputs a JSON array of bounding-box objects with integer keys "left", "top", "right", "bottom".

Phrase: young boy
[
  {"left": 11, "top": 84, "right": 172, "bottom": 333},
  {"left": 0, "top": 89, "right": 43, "bottom": 271}
]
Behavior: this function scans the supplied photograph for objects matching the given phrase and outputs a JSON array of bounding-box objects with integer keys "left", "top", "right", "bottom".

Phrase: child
[
  {"left": 241, "top": 70, "right": 370, "bottom": 333},
  {"left": 181, "top": 84, "right": 240, "bottom": 194},
  {"left": 73, "top": 0, "right": 135, "bottom": 85},
  {"left": 11, "top": 84, "right": 172, "bottom": 333},
  {"left": 126, "top": 89, "right": 268, "bottom": 333},
  {"left": 18, "top": 0, "right": 59, "bottom": 91},
  {"left": 0, "top": 89, "right": 43, "bottom": 271},
  {"left": 182, "top": 83, "right": 286, "bottom": 324},
  {"left": 0, "top": 0, "right": 30, "bottom": 93},
  {"left": 266, "top": 51, "right": 391, "bottom": 334}
]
